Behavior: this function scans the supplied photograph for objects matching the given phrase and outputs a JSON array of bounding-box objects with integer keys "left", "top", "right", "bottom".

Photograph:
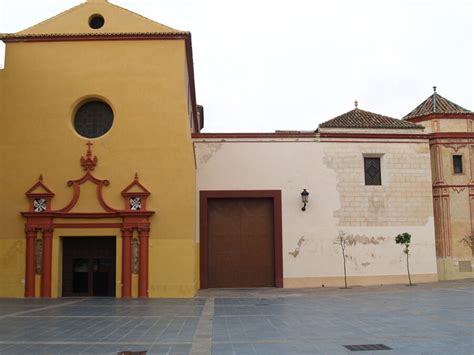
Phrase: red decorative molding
[
  {"left": 433, "top": 145, "right": 445, "bottom": 185},
  {"left": 80, "top": 141, "right": 98, "bottom": 171},
  {"left": 442, "top": 143, "right": 467, "bottom": 152},
  {"left": 433, "top": 183, "right": 474, "bottom": 188},
  {"left": 121, "top": 173, "right": 151, "bottom": 211},
  {"left": 52, "top": 223, "right": 123, "bottom": 229},
  {"left": 25, "top": 174, "right": 55, "bottom": 196},
  {"left": 121, "top": 227, "right": 132, "bottom": 299},
  {"left": 319, "top": 132, "right": 428, "bottom": 140},
  {"left": 430, "top": 132, "right": 474, "bottom": 139},
  {"left": 199, "top": 190, "right": 283, "bottom": 289},
  {"left": 41, "top": 228, "right": 53, "bottom": 298},
  {"left": 433, "top": 188, "right": 452, "bottom": 257},
  {"left": 431, "top": 140, "right": 472, "bottom": 147},
  {"left": 51, "top": 143, "right": 115, "bottom": 213},
  {"left": 21, "top": 142, "right": 155, "bottom": 298},
  {"left": 138, "top": 228, "right": 150, "bottom": 298},
  {"left": 25, "top": 175, "right": 55, "bottom": 212}
]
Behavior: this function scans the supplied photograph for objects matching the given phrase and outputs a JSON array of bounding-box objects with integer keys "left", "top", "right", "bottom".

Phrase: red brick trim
[
  {"left": 318, "top": 140, "right": 427, "bottom": 144},
  {"left": 199, "top": 190, "right": 283, "bottom": 289},
  {"left": 192, "top": 132, "right": 316, "bottom": 139},
  {"left": 319, "top": 132, "right": 427, "bottom": 139},
  {"left": 429, "top": 133, "right": 474, "bottom": 140}
]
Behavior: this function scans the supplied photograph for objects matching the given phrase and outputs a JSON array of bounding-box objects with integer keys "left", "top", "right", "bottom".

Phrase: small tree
[
  {"left": 334, "top": 231, "right": 350, "bottom": 289},
  {"left": 395, "top": 232, "right": 413, "bottom": 286},
  {"left": 460, "top": 234, "right": 474, "bottom": 256}
]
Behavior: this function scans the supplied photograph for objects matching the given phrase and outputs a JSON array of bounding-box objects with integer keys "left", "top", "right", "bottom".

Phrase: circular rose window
[
  {"left": 89, "top": 14, "right": 105, "bottom": 29},
  {"left": 74, "top": 101, "right": 114, "bottom": 139}
]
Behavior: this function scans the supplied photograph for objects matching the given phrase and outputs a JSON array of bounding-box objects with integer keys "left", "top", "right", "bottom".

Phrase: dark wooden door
[
  {"left": 208, "top": 198, "right": 275, "bottom": 288},
  {"left": 62, "top": 237, "right": 116, "bottom": 297}
]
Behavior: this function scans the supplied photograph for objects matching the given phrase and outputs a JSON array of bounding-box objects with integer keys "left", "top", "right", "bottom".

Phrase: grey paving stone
[{"left": 0, "top": 279, "right": 471, "bottom": 354}]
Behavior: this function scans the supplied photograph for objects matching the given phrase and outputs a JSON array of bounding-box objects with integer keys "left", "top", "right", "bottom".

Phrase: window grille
[
  {"left": 364, "top": 157, "right": 381, "bottom": 185},
  {"left": 74, "top": 101, "right": 113, "bottom": 139}
]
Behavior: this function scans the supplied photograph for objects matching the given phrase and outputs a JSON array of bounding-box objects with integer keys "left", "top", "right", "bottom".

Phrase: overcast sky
[{"left": 0, "top": 0, "right": 472, "bottom": 132}]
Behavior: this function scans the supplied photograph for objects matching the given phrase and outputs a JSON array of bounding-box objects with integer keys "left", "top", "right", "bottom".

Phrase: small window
[
  {"left": 364, "top": 157, "right": 381, "bottom": 185},
  {"left": 89, "top": 14, "right": 105, "bottom": 29},
  {"left": 453, "top": 155, "right": 463, "bottom": 174}
]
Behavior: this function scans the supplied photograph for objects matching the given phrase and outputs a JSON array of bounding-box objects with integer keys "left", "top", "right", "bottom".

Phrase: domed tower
[{"left": 404, "top": 87, "right": 474, "bottom": 280}]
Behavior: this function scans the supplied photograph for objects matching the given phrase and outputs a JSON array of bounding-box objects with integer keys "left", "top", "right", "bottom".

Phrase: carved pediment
[{"left": 22, "top": 142, "right": 154, "bottom": 218}]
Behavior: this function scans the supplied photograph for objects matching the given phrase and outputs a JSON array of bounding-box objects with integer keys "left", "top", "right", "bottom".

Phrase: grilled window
[
  {"left": 74, "top": 101, "right": 113, "bottom": 138},
  {"left": 364, "top": 157, "right": 381, "bottom": 185},
  {"left": 453, "top": 155, "right": 463, "bottom": 174}
]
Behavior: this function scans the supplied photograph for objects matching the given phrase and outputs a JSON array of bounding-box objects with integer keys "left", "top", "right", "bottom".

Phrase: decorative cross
[{"left": 80, "top": 141, "right": 98, "bottom": 172}]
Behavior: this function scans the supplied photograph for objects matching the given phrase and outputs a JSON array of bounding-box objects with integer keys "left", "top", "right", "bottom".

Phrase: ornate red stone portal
[{"left": 21, "top": 142, "right": 155, "bottom": 298}]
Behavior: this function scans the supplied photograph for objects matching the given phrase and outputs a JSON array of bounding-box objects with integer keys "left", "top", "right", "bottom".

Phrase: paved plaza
[{"left": 0, "top": 279, "right": 472, "bottom": 354}]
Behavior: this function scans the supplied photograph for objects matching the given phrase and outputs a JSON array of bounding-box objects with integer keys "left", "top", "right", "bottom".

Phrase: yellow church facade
[{"left": 0, "top": 0, "right": 201, "bottom": 298}]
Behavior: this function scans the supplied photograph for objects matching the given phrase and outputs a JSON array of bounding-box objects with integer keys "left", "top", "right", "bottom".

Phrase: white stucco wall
[{"left": 194, "top": 137, "right": 438, "bottom": 287}]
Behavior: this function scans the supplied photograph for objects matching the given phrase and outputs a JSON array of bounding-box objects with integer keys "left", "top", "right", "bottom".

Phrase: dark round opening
[
  {"left": 74, "top": 101, "right": 114, "bottom": 139},
  {"left": 89, "top": 14, "right": 105, "bottom": 29}
]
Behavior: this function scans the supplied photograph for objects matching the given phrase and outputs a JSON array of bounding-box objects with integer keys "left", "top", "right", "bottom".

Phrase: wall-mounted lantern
[{"left": 301, "top": 189, "right": 309, "bottom": 211}]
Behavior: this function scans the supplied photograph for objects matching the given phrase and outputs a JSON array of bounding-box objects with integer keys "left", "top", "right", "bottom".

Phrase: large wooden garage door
[{"left": 208, "top": 198, "right": 275, "bottom": 288}]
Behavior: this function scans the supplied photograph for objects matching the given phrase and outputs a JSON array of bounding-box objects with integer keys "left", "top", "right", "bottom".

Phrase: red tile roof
[
  {"left": 404, "top": 91, "right": 471, "bottom": 119},
  {"left": 320, "top": 108, "right": 422, "bottom": 130}
]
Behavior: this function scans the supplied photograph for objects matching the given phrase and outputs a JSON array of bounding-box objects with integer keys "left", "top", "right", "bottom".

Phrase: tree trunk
[
  {"left": 342, "top": 249, "right": 347, "bottom": 289},
  {"left": 406, "top": 251, "right": 412, "bottom": 286}
]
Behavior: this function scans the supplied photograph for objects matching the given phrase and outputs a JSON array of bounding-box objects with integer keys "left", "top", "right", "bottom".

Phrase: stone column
[
  {"left": 138, "top": 227, "right": 149, "bottom": 298},
  {"left": 25, "top": 228, "right": 37, "bottom": 297},
  {"left": 41, "top": 228, "right": 53, "bottom": 298},
  {"left": 121, "top": 228, "right": 132, "bottom": 298}
]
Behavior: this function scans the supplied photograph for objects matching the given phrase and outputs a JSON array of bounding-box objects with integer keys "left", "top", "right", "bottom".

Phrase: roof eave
[{"left": 0, "top": 31, "right": 191, "bottom": 42}]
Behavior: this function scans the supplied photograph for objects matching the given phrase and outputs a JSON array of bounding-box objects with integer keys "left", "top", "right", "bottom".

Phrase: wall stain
[
  {"left": 346, "top": 234, "right": 384, "bottom": 246},
  {"left": 0, "top": 240, "right": 23, "bottom": 269},
  {"left": 288, "top": 236, "right": 305, "bottom": 258},
  {"left": 199, "top": 143, "right": 223, "bottom": 164},
  {"left": 361, "top": 262, "right": 371, "bottom": 267}
]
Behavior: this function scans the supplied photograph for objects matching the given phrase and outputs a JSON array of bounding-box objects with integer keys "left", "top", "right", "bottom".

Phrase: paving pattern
[{"left": 0, "top": 280, "right": 472, "bottom": 354}]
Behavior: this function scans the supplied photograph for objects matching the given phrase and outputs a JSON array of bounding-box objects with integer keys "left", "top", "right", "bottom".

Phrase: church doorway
[{"left": 62, "top": 237, "right": 116, "bottom": 297}]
